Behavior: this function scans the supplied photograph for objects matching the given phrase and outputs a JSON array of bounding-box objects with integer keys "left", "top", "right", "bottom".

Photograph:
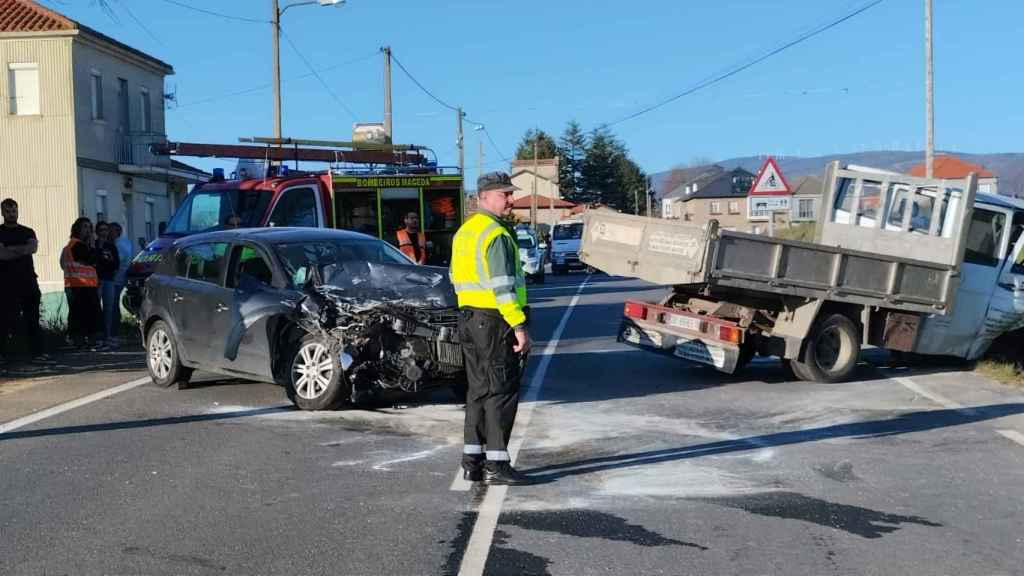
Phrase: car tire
[
  {"left": 791, "top": 314, "right": 860, "bottom": 383},
  {"left": 287, "top": 334, "right": 350, "bottom": 411},
  {"left": 146, "top": 320, "right": 192, "bottom": 388}
]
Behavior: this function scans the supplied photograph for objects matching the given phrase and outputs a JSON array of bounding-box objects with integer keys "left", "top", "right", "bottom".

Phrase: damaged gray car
[{"left": 139, "top": 228, "right": 467, "bottom": 410}]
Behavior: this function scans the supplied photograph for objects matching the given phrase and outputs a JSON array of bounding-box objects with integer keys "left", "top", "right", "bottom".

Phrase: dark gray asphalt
[{"left": 2, "top": 273, "right": 1023, "bottom": 576}]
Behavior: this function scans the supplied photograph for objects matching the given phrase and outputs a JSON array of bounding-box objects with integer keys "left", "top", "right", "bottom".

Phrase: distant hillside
[{"left": 650, "top": 151, "right": 1024, "bottom": 199}]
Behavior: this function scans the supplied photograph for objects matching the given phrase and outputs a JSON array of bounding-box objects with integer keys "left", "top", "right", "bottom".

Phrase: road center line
[
  {"left": 454, "top": 275, "right": 592, "bottom": 576},
  {"left": 0, "top": 376, "right": 151, "bottom": 435}
]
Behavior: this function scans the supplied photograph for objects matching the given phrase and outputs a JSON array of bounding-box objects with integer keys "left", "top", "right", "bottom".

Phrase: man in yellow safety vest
[{"left": 450, "top": 171, "right": 532, "bottom": 485}]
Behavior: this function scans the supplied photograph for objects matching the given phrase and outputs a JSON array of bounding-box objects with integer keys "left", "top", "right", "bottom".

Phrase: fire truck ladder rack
[{"left": 150, "top": 138, "right": 430, "bottom": 166}]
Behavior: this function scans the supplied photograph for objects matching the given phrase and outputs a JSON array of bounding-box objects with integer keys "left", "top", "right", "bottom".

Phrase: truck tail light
[
  {"left": 718, "top": 325, "right": 742, "bottom": 344},
  {"left": 624, "top": 302, "right": 647, "bottom": 320}
]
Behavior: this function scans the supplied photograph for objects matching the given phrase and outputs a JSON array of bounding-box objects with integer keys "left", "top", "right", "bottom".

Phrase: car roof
[
  {"left": 976, "top": 192, "right": 1024, "bottom": 212},
  {"left": 171, "top": 227, "right": 379, "bottom": 249}
]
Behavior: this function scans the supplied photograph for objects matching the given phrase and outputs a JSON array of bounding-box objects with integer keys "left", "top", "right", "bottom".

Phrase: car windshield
[
  {"left": 275, "top": 238, "right": 412, "bottom": 286},
  {"left": 516, "top": 236, "right": 535, "bottom": 249},
  {"left": 553, "top": 223, "right": 583, "bottom": 240},
  {"left": 165, "top": 189, "right": 273, "bottom": 235}
]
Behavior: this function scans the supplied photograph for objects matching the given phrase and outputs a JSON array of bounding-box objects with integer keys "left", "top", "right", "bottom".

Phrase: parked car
[
  {"left": 515, "top": 227, "right": 546, "bottom": 284},
  {"left": 140, "top": 227, "right": 466, "bottom": 410}
]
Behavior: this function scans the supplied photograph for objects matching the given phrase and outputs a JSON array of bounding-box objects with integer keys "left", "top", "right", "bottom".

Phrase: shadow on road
[
  {"left": 523, "top": 403, "right": 1024, "bottom": 482},
  {"left": 0, "top": 405, "right": 294, "bottom": 442}
]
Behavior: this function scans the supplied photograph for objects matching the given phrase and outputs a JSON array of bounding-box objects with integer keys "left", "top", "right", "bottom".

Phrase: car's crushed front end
[{"left": 294, "top": 263, "right": 465, "bottom": 397}]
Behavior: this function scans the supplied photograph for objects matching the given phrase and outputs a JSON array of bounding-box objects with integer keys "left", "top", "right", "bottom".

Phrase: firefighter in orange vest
[
  {"left": 396, "top": 211, "right": 427, "bottom": 265},
  {"left": 60, "top": 217, "right": 102, "bottom": 349}
]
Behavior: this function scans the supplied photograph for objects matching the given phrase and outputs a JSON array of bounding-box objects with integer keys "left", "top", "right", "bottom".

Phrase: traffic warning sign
[{"left": 748, "top": 157, "right": 791, "bottom": 196}]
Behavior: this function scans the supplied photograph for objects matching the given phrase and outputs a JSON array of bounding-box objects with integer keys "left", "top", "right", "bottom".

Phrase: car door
[
  {"left": 176, "top": 242, "right": 232, "bottom": 368},
  {"left": 915, "top": 205, "right": 1012, "bottom": 357},
  {"left": 967, "top": 210, "right": 1024, "bottom": 358},
  {"left": 267, "top": 185, "right": 321, "bottom": 228},
  {"left": 215, "top": 242, "right": 294, "bottom": 380}
]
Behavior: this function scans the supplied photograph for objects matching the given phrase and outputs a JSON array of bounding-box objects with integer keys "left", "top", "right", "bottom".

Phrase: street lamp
[{"left": 272, "top": 0, "right": 346, "bottom": 139}]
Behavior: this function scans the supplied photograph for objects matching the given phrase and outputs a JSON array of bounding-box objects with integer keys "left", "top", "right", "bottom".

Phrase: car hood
[{"left": 320, "top": 262, "right": 456, "bottom": 308}]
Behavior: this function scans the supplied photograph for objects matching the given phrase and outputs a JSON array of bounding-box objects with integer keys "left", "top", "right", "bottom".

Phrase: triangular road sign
[{"left": 748, "top": 157, "right": 791, "bottom": 195}]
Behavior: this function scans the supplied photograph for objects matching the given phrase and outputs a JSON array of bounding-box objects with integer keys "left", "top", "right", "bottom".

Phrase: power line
[
  {"left": 158, "top": 0, "right": 269, "bottom": 24},
  {"left": 280, "top": 29, "right": 359, "bottom": 120},
  {"left": 389, "top": 50, "right": 508, "bottom": 166},
  {"left": 172, "top": 51, "right": 377, "bottom": 109},
  {"left": 114, "top": 0, "right": 162, "bottom": 45},
  {"left": 390, "top": 52, "right": 460, "bottom": 112},
  {"left": 605, "top": 0, "right": 886, "bottom": 127}
]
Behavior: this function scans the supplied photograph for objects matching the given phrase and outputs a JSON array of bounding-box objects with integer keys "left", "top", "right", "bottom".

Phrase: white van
[{"left": 550, "top": 219, "right": 585, "bottom": 275}]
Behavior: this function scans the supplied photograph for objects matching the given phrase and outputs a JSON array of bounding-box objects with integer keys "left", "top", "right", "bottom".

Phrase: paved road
[{"left": 2, "top": 273, "right": 1023, "bottom": 575}]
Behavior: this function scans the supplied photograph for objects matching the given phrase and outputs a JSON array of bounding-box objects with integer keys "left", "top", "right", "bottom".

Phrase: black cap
[{"left": 477, "top": 171, "right": 519, "bottom": 194}]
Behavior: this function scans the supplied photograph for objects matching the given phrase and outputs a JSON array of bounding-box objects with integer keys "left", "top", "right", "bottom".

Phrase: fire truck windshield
[{"left": 165, "top": 189, "right": 273, "bottom": 235}]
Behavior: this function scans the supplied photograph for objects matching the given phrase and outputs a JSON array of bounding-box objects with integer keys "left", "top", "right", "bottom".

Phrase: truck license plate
[{"left": 668, "top": 314, "right": 702, "bottom": 332}]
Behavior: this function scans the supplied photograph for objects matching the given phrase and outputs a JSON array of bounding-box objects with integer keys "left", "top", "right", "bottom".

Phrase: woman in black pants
[{"left": 61, "top": 217, "right": 102, "bottom": 350}]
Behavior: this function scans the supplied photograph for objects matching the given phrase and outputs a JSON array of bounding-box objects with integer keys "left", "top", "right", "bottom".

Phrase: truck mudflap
[{"left": 618, "top": 299, "right": 745, "bottom": 372}]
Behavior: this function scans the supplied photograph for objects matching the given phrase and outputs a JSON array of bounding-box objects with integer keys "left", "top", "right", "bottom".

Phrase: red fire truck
[{"left": 124, "top": 138, "right": 464, "bottom": 313}]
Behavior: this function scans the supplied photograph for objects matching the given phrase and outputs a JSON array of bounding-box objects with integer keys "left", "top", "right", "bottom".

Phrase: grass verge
[{"left": 975, "top": 329, "right": 1024, "bottom": 388}]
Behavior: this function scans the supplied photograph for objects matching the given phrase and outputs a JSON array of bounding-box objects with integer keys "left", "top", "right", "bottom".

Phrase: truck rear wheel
[{"left": 792, "top": 314, "right": 860, "bottom": 383}]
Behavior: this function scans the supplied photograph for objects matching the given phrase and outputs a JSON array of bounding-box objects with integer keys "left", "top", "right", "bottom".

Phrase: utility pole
[
  {"left": 531, "top": 138, "right": 538, "bottom": 229},
  {"left": 456, "top": 107, "right": 465, "bottom": 219},
  {"left": 382, "top": 46, "right": 392, "bottom": 141},
  {"left": 925, "top": 0, "right": 934, "bottom": 178},
  {"left": 272, "top": 0, "right": 282, "bottom": 139}
]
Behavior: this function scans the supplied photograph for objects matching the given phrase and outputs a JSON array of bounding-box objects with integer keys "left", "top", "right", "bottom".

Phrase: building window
[
  {"left": 728, "top": 201, "right": 740, "bottom": 214},
  {"left": 709, "top": 201, "right": 722, "bottom": 215},
  {"left": 144, "top": 199, "right": 153, "bottom": 239},
  {"left": 139, "top": 88, "right": 151, "bottom": 132},
  {"left": 96, "top": 190, "right": 108, "bottom": 222},
  {"left": 90, "top": 71, "right": 104, "bottom": 120},
  {"left": 798, "top": 198, "right": 815, "bottom": 220},
  {"left": 7, "top": 63, "right": 40, "bottom": 115}
]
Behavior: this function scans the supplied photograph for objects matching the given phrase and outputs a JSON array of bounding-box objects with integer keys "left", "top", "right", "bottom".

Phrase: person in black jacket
[
  {"left": 95, "top": 221, "right": 120, "bottom": 348},
  {"left": 0, "top": 198, "right": 51, "bottom": 365}
]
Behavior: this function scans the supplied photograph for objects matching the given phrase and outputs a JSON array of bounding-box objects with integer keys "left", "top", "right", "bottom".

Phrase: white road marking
[
  {"left": 372, "top": 445, "right": 447, "bottom": 471},
  {"left": 450, "top": 274, "right": 592, "bottom": 491},
  {"left": 455, "top": 275, "right": 593, "bottom": 576},
  {"left": 996, "top": 429, "right": 1024, "bottom": 447},
  {"left": 893, "top": 376, "right": 964, "bottom": 410},
  {"left": 0, "top": 376, "right": 151, "bottom": 435}
]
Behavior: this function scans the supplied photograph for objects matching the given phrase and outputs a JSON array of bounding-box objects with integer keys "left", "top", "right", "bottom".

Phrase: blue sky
[{"left": 43, "top": 0, "right": 1024, "bottom": 182}]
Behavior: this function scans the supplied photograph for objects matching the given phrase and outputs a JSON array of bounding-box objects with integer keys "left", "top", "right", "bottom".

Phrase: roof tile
[
  {"left": 908, "top": 155, "right": 995, "bottom": 178},
  {"left": 0, "top": 0, "right": 76, "bottom": 33}
]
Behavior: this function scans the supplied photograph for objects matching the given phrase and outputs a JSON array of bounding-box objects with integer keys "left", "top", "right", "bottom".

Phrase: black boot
[
  {"left": 462, "top": 455, "right": 484, "bottom": 482},
  {"left": 484, "top": 461, "right": 532, "bottom": 485}
]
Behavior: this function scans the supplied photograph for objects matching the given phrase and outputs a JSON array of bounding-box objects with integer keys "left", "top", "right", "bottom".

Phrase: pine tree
[
  {"left": 557, "top": 120, "right": 587, "bottom": 202},
  {"left": 514, "top": 129, "right": 558, "bottom": 160},
  {"left": 581, "top": 126, "right": 621, "bottom": 206}
]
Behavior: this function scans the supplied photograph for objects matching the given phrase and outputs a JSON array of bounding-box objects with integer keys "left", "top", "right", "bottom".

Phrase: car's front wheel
[
  {"left": 146, "top": 320, "right": 192, "bottom": 388},
  {"left": 287, "top": 334, "right": 350, "bottom": 411}
]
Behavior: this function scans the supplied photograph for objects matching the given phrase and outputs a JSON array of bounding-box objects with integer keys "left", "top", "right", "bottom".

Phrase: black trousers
[
  {"left": 66, "top": 287, "right": 101, "bottom": 343},
  {"left": 0, "top": 282, "right": 42, "bottom": 357},
  {"left": 458, "top": 307, "right": 524, "bottom": 460}
]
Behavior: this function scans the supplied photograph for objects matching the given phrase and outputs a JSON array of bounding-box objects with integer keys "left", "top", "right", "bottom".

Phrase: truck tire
[
  {"left": 792, "top": 314, "right": 860, "bottom": 383},
  {"left": 146, "top": 320, "right": 193, "bottom": 388},
  {"left": 534, "top": 271, "right": 545, "bottom": 284},
  {"left": 286, "top": 334, "right": 350, "bottom": 411}
]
